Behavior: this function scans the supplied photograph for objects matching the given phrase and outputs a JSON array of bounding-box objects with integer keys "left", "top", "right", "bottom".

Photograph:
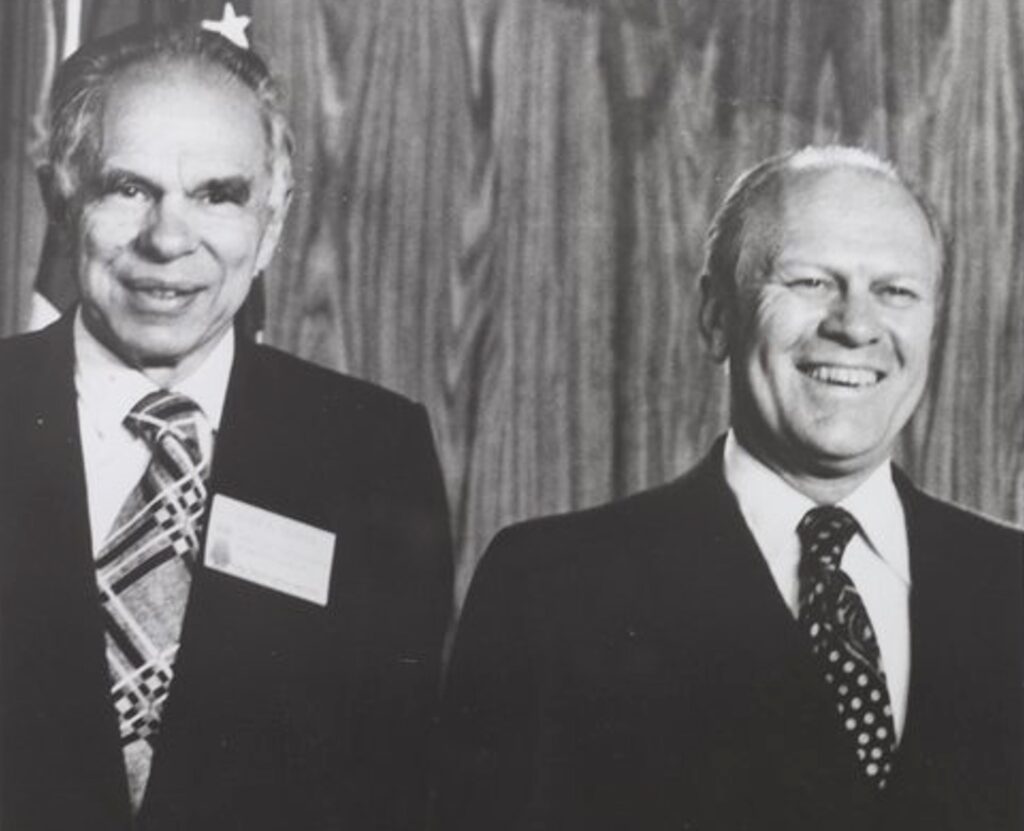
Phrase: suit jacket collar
[
  {"left": 622, "top": 440, "right": 884, "bottom": 818},
  {"left": 889, "top": 471, "right": 986, "bottom": 788},
  {"left": 138, "top": 329, "right": 376, "bottom": 827},
  {"left": 680, "top": 441, "right": 940, "bottom": 735},
  {"left": 8, "top": 314, "right": 134, "bottom": 827},
  {"left": 678, "top": 442, "right": 1019, "bottom": 819},
  {"left": 7, "top": 318, "right": 304, "bottom": 827}
]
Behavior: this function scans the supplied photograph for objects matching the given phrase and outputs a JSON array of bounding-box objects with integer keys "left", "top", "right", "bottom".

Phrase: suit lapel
[
  {"left": 161, "top": 333, "right": 367, "bottom": 677},
  {"left": 3, "top": 318, "right": 132, "bottom": 827},
  {"left": 645, "top": 444, "right": 827, "bottom": 708},
  {"left": 141, "top": 337, "right": 370, "bottom": 825},
  {"left": 889, "top": 476, "right": 990, "bottom": 810},
  {"left": 866, "top": 470, "right": 1024, "bottom": 831},
  {"left": 141, "top": 335, "right": 293, "bottom": 819},
  {"left": 642, "top": 444, "right": 877, "bottom": 820},
  {"left": 895, "top": 477, "right": 952, "bottom": 761}
]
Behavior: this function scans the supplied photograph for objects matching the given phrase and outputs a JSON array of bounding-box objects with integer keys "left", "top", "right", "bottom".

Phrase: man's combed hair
[
  {"left": 44, "top": 25, "right": 294, "bottom": 210},
  {"left": 702, "top": 145, "right": 946, "bottom": 293}
]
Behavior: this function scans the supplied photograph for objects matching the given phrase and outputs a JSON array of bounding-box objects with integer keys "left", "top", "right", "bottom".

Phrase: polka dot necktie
[{"left": 797, "top": 505, "right": 897, "bottom": 790}]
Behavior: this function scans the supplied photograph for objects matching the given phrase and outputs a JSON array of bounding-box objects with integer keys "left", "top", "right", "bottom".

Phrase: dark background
[{"left": 2, "top": 0, "right": 1022, "bottom": 603}]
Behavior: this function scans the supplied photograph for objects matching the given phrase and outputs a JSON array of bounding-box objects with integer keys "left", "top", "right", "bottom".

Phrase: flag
[{"left": 29, "top": 0, "right": 264, "bottom": 340}]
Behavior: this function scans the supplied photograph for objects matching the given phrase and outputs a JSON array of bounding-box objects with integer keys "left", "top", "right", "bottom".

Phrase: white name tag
[{"left": 204, "top": 494, "right": 336, "bottom": 606}]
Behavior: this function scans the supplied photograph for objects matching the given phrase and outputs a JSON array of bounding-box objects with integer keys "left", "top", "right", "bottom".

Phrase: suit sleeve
[
  {"left": 434, "top": 528, "right": 539, "bottom": 831},
  {"left": 351, "top": 402, "right": 454, "bottom": 831}
]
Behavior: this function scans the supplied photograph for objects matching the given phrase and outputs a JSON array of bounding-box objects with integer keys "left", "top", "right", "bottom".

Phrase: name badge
[{"left": 204, "top": 494, "right": 336, "bottom": 606}]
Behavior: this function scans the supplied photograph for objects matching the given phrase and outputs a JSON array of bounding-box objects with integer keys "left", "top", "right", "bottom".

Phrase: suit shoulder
[
  {"left": 0, "top": 326, "right": 54, "bottom": 376},
  {"left": 900, "top": 475, "right": 1024, "bottom": 556},
  {"left": 249, "top": 343, "right": 423, "bottom": 420},
  {"left": 497, "top": 478, "right": 683, "bottom": 545},
  {"left": 480, "top": 464, "right": 710, "bottom": 581}
]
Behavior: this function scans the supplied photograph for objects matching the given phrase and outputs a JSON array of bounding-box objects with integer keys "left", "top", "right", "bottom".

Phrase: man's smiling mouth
[
  {"left": 799, "top": 363, "right": 884, "bottom": 388},
  {"left": 121, "top": 278, "right": 206, "bottom": 314},
  {"left": 124, "top": 278, "right": 204, "bottom": 302}
]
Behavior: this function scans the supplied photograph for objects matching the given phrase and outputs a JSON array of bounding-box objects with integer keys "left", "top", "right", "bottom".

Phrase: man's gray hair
[
  {"left": 42, "top": 25, "right": 294, "bottom": 213},
  {"left": 702, "top": 145, "right": 946, "bottom": 295}
]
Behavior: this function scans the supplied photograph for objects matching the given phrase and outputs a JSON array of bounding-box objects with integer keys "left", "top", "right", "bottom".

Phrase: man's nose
[
  {"left": 136, "top": 198, "right": 199, "bottom": 261},
  {"left": 820, "top": 286, "right": 883, "bottom": 346}
]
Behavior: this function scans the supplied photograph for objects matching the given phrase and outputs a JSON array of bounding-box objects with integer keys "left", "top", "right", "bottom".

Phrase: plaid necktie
[
  {"left": 797, "top": 505, "right": 897, "bottom": 790},
  {"left": 95, "top": 390, "right": 210, "bottom": 810}
]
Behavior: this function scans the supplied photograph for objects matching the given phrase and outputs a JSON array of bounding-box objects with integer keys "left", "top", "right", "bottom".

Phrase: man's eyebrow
[
  {"left": 774, "top": 258, "right": 830, "bottom": 270},
  {"left": 95, "top": 167, "right": 159, "bottom": 195}
]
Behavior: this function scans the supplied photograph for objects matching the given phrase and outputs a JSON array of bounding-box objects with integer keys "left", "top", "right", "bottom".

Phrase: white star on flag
[{"left": 201, "top": 3, "right": 251, "bottom": 49}]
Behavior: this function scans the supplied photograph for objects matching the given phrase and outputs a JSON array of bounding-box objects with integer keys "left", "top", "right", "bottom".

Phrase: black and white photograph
[{"left": 0, "top": 1, "right": 1021, "bottom": 829}]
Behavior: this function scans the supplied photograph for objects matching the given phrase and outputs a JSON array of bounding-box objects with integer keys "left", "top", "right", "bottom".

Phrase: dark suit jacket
[
  {"left": 0, "top": 316, "right": 453, "bottom": 831},
  {"left": 438, "top": 439, "right": 1023, "bottom": 831}
]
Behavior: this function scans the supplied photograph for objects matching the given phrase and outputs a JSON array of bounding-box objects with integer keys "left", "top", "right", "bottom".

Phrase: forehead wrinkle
[
  {"left": 783, "top": 167, "right": 937, "bottom": 234},
  {"left": 105, "top": 59, "right": 273, "bottom": 163},
  {"left": 65, "top": 61, "right": 287, "bottom": 227},
  {"left": 95, "top": 75, "right": 270, "bottom": 205},
  {"left": 774, "top": 168, "right": 940, "bottom": 278}
]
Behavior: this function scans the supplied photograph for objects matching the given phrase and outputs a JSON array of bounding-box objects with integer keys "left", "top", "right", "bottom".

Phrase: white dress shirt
[
  {"left": 74, "top": 311, "right": 233, "bottom": 553},
  {"left": 722, "top": 431, "right": 911, "bottom": 739}
]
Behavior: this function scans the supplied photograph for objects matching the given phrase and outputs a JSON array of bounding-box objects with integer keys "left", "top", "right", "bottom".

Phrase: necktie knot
[
  {"left": 124, "top": 390, "right": 206, "bottom": 463},
  {"left": 797, "top": 505, "right": 860, "bottom": 573}
]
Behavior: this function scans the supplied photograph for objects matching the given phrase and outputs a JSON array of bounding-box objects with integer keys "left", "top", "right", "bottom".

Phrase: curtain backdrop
[{"left": 2, "top": 0, "right": 1021, "bottom": 602}]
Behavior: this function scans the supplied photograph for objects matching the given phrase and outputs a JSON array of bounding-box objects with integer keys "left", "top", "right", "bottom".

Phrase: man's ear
[
  {"left": 37, "top": 165, "right": 70, "bottom": 229},
  {"left": 254, "top": 184, "right": 292, "bottom": 273},
  {"left": 698, "top": 273, "right": 731, "bottom": 363}
]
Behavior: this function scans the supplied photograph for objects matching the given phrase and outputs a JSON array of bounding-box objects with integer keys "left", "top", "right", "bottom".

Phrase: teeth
[
  {"left": 139, "top": 288, "right": 184, "bottom": 298},
  {"left": 804, "top": 365, "right": 880, "bottom": 387}
]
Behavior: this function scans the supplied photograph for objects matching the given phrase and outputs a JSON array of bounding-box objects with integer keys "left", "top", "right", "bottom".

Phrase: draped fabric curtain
[
  {"left": 2, "top": 0, "right": 1021, "bottom": 599},
  {"left": 0, "top": 3, "right": 52, "bottom": 334},
  {"left": 1, "top": 0, "right": 145, "bottom": 333}
]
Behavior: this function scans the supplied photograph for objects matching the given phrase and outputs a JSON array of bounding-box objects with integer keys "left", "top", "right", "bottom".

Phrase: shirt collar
[
  {"left": 73, "top": 309, "right": 235, "bottom": 436},
  {"left": 840, "top": 460, "right": 910, "bottom": 585},
  {"left": 723, "top": 430, "right": 910, "bottom": 585}
]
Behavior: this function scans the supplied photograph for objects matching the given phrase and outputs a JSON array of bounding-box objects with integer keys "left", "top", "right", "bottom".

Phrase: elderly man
[
  {"left": 438, "top": 147, "right": 1023, "bottom": 831},
  {"left": 0, "top": 26, "right": 451, "bottom": 831}
]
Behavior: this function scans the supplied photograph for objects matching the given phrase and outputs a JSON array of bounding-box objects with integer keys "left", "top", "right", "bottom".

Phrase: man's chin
[
  {"left": 118, "top": 336, "right": 195, "bottom": 368},
  {"left": 112, "top": 333, "right": 206, "bottom": 377},
  {"left": 793, "top": 435, "right": 892, "bottom": 480}
]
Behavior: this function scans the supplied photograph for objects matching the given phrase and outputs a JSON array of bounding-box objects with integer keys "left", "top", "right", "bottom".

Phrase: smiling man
[
  {"left": 0, "top": 26, "right": 451, "bottom": 831},
  {"left": 438, "top": 147, "right": 1023, "bottom": 831}
]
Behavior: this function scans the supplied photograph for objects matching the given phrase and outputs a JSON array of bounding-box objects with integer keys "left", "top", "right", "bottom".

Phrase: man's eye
[
  {"left": 198, "top": 185, "right": 247, "bottom": 206},
  {"left": 200, "top": 189, "right": 231, "bottom": 205},
  {"left": 787, "top": 276, "right": 832, "bottom": 292},
  {"left": 112, "top": 182, "right": 147, "bottom": 200},
  {"left": 877, "top": 284, "right": 921, "bottom": 305}
]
